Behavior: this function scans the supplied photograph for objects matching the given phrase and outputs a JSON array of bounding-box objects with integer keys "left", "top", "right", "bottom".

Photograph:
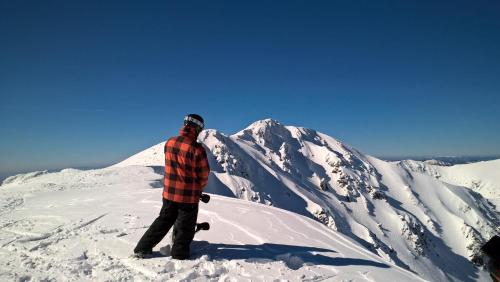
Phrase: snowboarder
[{"left": 133, "top": 114, "right": 210, "bottom": 260}]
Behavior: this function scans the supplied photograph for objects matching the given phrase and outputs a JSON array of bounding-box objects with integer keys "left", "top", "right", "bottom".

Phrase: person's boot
[
  {"left": 133, "top": 249, "right": 153, "bottom": 259},
  {"left": 171, "top": 244, "right": 190, "bottom": 260}
]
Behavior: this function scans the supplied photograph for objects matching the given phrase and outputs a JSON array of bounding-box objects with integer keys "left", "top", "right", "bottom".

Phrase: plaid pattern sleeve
[
  {"left": 195, "top": 145, "right": 210, "bottom": 188},
  {"left": 162, "top": 135, "right": 210, "bottom": 204}
]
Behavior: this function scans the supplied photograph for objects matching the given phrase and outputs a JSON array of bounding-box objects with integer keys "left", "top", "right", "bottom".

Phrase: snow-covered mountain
[
  {"left": 1, "top": 119, "right": 498, "bottom": 281},
  {"left": 114, "top": 119, "right": 499, "bottom": 281}
]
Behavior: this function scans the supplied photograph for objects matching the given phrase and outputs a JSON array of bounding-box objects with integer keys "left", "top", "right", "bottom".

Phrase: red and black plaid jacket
[{"left": 163, "top": 126, "right": 210, "bottom": 204}]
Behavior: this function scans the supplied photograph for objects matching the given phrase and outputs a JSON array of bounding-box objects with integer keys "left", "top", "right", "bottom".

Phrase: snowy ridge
[
  {"left": 400, "top": 159, "right": 500, "bottom": 210},
  {"left": 113, "top": 119, "right": 498, "bottom": 281},
  {"left": 2, "top": 170, "right": 49, "bottom": 186},
  {"left": 0, "top": 166, "right": 422, "bottom": 281},
  {"left": 112, "top": 142, "right": 165, "bottom": 168}
]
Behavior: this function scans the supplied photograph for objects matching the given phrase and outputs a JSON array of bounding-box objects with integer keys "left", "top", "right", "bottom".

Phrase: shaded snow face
[{"left": 59, "top": 118, "right": 498, "bottom": 281}]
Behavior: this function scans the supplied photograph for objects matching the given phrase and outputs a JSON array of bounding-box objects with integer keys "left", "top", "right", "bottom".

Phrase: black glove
[{"left": 200, "top": 193, "right": 210, "bottom": 203}]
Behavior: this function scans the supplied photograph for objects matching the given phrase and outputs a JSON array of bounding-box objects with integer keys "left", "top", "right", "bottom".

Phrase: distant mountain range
[{"left": 381, "top": 155, "right": 500, "bottom": 166}]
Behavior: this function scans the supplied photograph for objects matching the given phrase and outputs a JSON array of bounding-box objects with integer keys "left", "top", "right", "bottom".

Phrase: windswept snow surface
[
  {"left": 0, "top": 166, "right": 422, "bottom": 281},
  {"left": 113, "top": 119, "right": 498, "bottom": 281}
]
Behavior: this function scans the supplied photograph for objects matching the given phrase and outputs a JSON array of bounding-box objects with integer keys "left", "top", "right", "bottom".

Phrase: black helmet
[{"left": 184, "top": 114, "right": 204, "bottom": 130}]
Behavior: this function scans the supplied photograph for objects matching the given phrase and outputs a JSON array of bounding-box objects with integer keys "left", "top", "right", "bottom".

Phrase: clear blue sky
[{"left": 1, "top": 0, "right": 500, "bottom": 176}]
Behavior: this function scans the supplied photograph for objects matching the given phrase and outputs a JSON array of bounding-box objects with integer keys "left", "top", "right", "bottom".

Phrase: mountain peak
[
  {"left": 244, "top": 118, "right": 283, "bottom": 130},
  {"left": 234, "top": 118, "right": 292, "bottom": 148}
]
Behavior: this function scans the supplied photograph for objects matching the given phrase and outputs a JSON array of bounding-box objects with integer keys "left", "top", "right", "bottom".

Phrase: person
[
  {"left": 481, "top": 235, "right": 500, "bottom": 282},
  {"left": 134, "top": 114, "right": 210, "bottom": 260}
]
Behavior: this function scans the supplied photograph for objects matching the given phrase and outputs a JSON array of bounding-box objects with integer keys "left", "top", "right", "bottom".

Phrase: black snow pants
[{"left": 134, "top": 198, "right": 199, "bottom": 260}]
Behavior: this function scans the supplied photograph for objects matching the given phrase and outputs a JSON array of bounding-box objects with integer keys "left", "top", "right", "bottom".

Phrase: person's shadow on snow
[{"left": 189, "top": 241, "right": 389, "bottom": 270}]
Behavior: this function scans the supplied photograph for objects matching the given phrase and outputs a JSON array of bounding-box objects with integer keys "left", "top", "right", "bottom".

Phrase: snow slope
[
  {"left": 0, "top": 166, "right": 423, "bottom": 281},
  {"left": 113, "top": 119, "right": 498, "bottom": 281},
  {"left": 400, "top": 159, "right": 500, "bottom": 211}
]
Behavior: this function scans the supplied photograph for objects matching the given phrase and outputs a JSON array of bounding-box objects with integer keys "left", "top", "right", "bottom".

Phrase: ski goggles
[{"left": 184, "top": 116, "right": 204, "bottom": 129}]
